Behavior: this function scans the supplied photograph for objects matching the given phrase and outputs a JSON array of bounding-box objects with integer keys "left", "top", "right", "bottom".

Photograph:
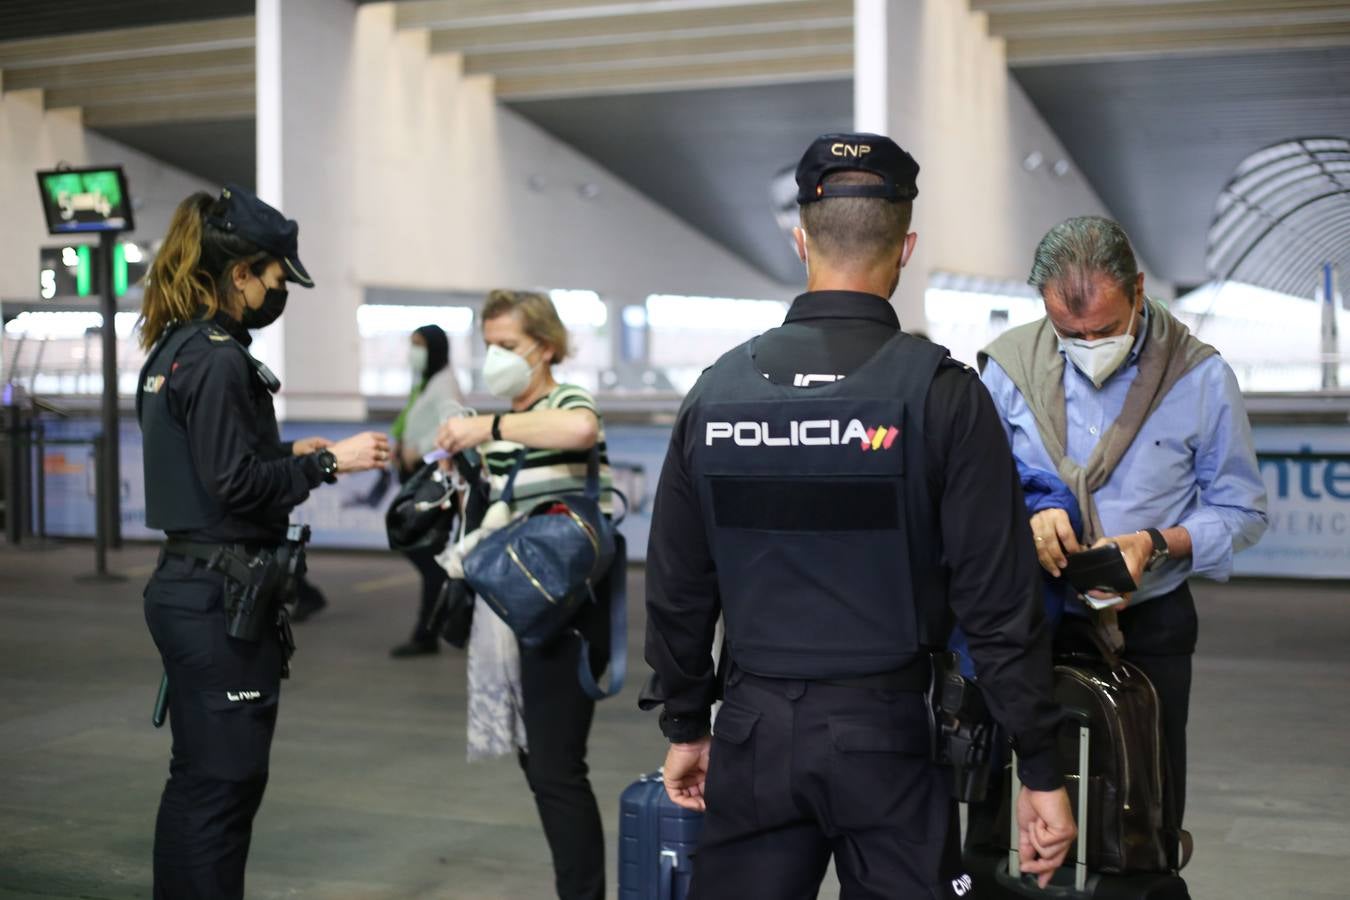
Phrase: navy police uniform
[
  {"left": 138, "top": 186, "right": 327, "bottom": 899},
  {"left": 643, "top": 135, "right": 1064, "bottom": 899}
]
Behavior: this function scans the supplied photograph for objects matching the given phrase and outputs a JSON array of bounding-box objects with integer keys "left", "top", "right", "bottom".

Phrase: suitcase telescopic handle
[
  {"left": 659, "top": 849, "right": 678, "bottom": 900},
  {"left": 1009, "top": 709, "right": 1091, "bottom": 893}
]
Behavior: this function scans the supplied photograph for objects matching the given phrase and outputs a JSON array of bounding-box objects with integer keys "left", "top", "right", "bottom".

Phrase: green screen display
[{"left": 35, "top": 166, "right": 134, "bottom": 234}]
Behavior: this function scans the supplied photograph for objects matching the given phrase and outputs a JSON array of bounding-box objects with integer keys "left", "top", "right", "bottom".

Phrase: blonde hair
[
  {"left": 139, "top": 192, "right": 268, "bottom": 349},
  {"left": 481, "top": 289, "right": 571, "bottom": 362}
]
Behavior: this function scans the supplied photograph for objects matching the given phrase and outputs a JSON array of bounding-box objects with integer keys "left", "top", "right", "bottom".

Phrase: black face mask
[{"left": 241, "top": 286, "right": 288, "bottom": 330}]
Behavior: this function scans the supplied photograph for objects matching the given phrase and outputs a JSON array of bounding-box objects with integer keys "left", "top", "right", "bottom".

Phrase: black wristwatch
[
  {"left": 1140, "top": 527, "right": 1169, "bottom": 571},
  {"left": 491, "top": 413, "right": 505, "bottom": 442},
  {"left": 314, "top": 448, "right": 339, "bottom": 484}
]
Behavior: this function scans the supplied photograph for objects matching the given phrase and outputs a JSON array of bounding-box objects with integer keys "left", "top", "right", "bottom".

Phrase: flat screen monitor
[{"left": 35, "top": 166, "right": 134, "bottom": 234}]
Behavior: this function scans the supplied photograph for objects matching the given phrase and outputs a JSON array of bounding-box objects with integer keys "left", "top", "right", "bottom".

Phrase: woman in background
[
  {"left": 389, "top": 324, "right": 466, "bottom": 657},
  {"left": 436, "top": 290, "right": 616, "bottom": 900}
]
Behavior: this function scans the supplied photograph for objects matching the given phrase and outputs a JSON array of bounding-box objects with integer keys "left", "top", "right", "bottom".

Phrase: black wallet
[{"left": 1061, "top": 543, "right": 1137, "bottom": 595}]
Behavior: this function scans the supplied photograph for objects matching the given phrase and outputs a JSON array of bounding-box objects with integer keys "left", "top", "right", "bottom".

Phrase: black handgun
[
  {"left": 929, "top": 652, "right": 1000, "bottom": 803},
  {"left": 210, "top": 548, "right": 283, "bottom": 643}
]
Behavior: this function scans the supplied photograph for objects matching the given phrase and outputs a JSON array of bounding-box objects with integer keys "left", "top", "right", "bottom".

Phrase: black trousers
[
  {"left": 1057, "top": 583, "right": 1197, "bottom": 826},
  {"left": 515, "top": 539, "right": 619, "bottom": 900},
  {"left": 144, "top": 553, "right": 284, "bottom": 900},
  {"left": 405, "top": 545, "right": 449, "bottom": 643},
  {"left": 689, "top": 668, "right": 967, "bottom": 900}
]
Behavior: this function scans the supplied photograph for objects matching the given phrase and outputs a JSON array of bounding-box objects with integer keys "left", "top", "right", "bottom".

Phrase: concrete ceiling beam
[
  {"left": 463, "top": 25, "right": 852, "bottom": 77},
  {"left": 80, "top": 95, "right": 256, "bottom": 129},
  {"left": 1005, "top": 20, "right": 1350, "bottom": 64},
  {"left": 425, "top": 0, "right": 848, "bottom": 55},
  {"left": 987, "top": 1, "right": 1350, "bottom": 40},
  {"left": 493, "top": 51, "right": 851, "bottom": 100},
  {"left": 398, "top": 0, "right": 833, "bottom": 31},
  {"left": 0, "top": 17, "right": 255, "bottom": 70},
  {"left": 1, "top": 49, "right": 253, "bottom": 93},
  {"left": 43, "top": 71, "right": 255, "bottom": 111}
]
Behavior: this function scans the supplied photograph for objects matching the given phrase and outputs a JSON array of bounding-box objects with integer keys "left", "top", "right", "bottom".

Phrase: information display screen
[{"left": 35, "top": 166, "right": 134, "bottom": 234}]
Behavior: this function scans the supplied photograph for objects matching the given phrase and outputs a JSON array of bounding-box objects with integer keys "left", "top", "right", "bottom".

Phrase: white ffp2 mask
[
  {"left": 482, "top": 344, "right": 537, "bottom": 399},
  {"left": 1056, "top": 301, "right": 1141, "bottom": 388}
]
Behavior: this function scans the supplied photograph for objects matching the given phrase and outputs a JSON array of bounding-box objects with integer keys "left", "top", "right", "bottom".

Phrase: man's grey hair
[{"left": 1028, "top": 216, "right": 1139, "bottom": 313}]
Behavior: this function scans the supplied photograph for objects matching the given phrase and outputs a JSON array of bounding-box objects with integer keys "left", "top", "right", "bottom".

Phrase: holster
[{"left": 928, "top": 651, "right": 999, "bottom": 803}]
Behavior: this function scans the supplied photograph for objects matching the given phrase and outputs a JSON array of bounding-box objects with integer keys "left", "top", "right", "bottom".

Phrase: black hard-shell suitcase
[
  {"left": 963, "top": 713, "right": 1190, "bottom": 899},
  {"left": 618, "top": 771, "right": 703, "bottom": 900}
]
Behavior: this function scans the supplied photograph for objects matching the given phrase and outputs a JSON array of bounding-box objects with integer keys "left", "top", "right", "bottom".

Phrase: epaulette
[{"left": 941, "top": 356, "right": 975, "bottom": 375}]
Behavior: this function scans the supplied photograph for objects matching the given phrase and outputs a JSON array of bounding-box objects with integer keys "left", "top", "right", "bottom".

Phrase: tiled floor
[{"left": 1, "top": 542, "right": 1346, "bottom": 899}]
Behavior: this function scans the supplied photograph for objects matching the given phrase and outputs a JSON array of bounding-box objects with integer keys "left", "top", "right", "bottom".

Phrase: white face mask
[
  {"left": 1055, "top": 302, "right": 1140, "bottom": 389},
  {"left": 409, "top": 345, "right": 428, "bottom": 377},
  {"left": 482, "top": 343, "right": 539, "bottom": 399}
]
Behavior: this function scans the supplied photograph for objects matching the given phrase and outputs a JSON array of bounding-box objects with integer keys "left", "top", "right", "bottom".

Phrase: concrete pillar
[
  {"left": 255, "top": 0, "right": 363, "bottom": 421},
  {"left": 853, "top": 0, "right": 1140, "bottom": 334}
]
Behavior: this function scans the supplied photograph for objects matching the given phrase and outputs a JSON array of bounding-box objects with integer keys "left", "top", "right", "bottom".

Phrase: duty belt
[
  {"left": 162, "top": 538, "right": 279, "bottom": 565},
  {"left": 816, "top": 654, "right": 932, "bottom": 692}
]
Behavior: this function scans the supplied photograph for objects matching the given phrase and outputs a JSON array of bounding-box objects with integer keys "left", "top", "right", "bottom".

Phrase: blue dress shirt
[{"left": 980, "top": 311, "right": 1269, "bottom": 603}]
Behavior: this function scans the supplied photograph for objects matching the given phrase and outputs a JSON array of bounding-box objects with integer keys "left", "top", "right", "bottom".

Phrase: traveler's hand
[
  {"left": 1083, "top": 533, "right": 1151, "bottom": 609},
  {"left": 1016, "top": 786, "right": 1077, "bottom": 888},
  {"left": 662, "top": 736, "right": 711, "bottom": 812},
  {"left": 292, "top": 436, "right": 332, "bottom": 455},
  {"left": 1029, "top": 508, "right": 1081, "bottom": 576},
  {"left": 330, "top": 431, "right": 391, "bottom": 473},
  {"left": 1095, "top": 533, "right": 1150, "bottom": 590},
  {"left": 437, "top": 415, "right": 492, "bottom": 455}
]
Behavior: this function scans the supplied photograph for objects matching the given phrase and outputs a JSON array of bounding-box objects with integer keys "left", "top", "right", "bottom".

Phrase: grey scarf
[{"left": 979, "top": 298, "right": 1217, "bottom": 544}]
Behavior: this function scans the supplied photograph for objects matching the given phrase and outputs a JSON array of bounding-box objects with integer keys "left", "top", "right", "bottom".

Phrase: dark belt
[
  {"left": 162, "top": 538, "right": 276, "bottom": 565},
  {"left": 816, "top": 655, "right": 933, "bottom": 692},
  {"left": 734, "top": 655, "right": 932, "bottom": 693}
]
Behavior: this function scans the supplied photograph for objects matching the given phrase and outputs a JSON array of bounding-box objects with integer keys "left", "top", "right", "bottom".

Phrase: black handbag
[
  {"left": 384, "top": 461, "right": 457, "bottom": 553},
  {"left": 430, "top": 577, "right": 475, "bottom": 648},
  {"left": 384, "top": 449, "right": 487, "bottom": 554},
  {"left": 463, "top": 447, "right": 627, "bottom": 699}
]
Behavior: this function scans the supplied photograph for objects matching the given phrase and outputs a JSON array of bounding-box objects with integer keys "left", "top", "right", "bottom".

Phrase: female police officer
[{"left": 136, "top": 185, "right": 388, "bottom": 899}]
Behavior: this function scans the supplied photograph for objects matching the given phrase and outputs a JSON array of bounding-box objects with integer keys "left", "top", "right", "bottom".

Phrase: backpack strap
[
  {"left": 497, "top": 449, "right": 528, "bottom": 506},
  {"left": 574, "top": 532, "right": 627, "bottom": 701}
]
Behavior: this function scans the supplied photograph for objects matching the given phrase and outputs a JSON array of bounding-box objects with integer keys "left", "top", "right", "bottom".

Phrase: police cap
[
  {"left": 205, "top": 184, "right": 314, "bottom": 288},
  {"left": 795, "top": 132, "right": 919, "bottom": 205}
]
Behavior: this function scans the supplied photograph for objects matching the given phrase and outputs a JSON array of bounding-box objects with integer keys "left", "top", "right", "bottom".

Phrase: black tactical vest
[
  {"left": 135, "top": 320, "right": 276, "bottom": 534},
  {"left": 687, "top": 331, "right": 949, "bottom": 680}
]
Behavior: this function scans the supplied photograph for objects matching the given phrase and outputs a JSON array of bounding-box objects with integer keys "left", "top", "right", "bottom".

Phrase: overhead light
[
  {"left": 1052, "top": 159, "right": 1072, "bottom": 178},
  {"left": 1022, "top": 151, "right": 1044, "bottom": 172},
  {"left": 577, "top": 182, "right": 600, "bottom": 200}
]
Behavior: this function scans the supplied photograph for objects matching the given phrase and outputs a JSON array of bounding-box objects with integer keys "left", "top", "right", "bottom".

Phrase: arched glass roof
[{"left": 1206, "top": 137, "right": 1350, "bottom": 299}]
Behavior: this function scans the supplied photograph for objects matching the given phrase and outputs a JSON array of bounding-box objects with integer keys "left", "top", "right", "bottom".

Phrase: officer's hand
[
  {"left": 1029, "top": 508, "right": 1081, "bottom": 577},
  {"left": 436, "top": 415, "right": 492, "bottom": 456},
  {"left": 662, "top": 736, "right": 711, "bottom": 812},
  {"left": 330, "top": 431, "right": 391, "bottom": 473},
  {"left": 292, "top": 436, "right": 333, "bottom": 456},
  {"left": 1016, "top": 786, "right": 1077, "bottom": 888}
]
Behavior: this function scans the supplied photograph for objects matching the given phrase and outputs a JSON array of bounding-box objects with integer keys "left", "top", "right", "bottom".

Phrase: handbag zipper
[
  {"left": 507, "top": 543, "right": 558, "bottom": 605},
  {"left": 563, "top": 507, "right": 600, "bottom": 558}
]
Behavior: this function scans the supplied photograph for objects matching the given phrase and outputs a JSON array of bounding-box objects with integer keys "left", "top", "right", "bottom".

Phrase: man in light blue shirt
[{"left": 979, "top": 216, "right": 1268, "bottom": 833}]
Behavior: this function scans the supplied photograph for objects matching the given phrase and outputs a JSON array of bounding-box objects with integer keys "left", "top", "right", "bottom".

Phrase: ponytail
[
  {"left": 139, "top": 193, "right": 216, "bottom": 349},
  {"left": 138, "top": 192, "right": 268, "bottom": 349}
]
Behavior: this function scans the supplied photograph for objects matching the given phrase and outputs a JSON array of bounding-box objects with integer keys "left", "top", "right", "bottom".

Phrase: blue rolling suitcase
[{"left": 618, "top": 771, "right": 704, "bottom": 900}]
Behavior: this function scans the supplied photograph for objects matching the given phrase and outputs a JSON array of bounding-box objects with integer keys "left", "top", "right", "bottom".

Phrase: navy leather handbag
[{"left": 463, "top": 446, "right": 627, "bottom": 700}]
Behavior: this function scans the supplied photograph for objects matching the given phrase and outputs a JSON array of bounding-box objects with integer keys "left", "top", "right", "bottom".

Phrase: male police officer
[{"left": 643, "top": 134, "right": 1077, "bottom": 899}]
